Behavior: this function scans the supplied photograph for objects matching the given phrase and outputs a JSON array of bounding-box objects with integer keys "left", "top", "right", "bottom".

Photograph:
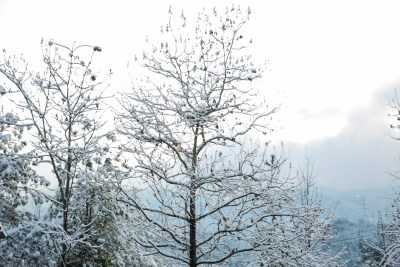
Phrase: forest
[{"left": 1, "top": 5, "right": 400, "bottom": 267}]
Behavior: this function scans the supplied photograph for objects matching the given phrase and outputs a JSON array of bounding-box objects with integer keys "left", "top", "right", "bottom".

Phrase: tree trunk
[
  {"left": 189, "top": 188, "right": 197, "bottom": 267},
  {"left": 190, "top": 126, "right": 199, "bottom": 267}
]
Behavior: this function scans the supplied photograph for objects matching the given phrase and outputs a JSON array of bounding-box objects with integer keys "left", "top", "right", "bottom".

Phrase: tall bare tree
[{"left": 114, "top": 6, "right": 310, "bottom": 267}]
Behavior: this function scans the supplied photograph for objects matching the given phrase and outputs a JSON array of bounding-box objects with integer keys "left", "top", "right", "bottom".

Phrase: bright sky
[{"left": 1, "top": 0, "right": 400, "bottom": 190}]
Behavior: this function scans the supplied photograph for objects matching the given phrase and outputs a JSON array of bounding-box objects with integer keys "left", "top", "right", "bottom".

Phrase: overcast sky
[{"left": 1, "top": 0, "right": 400, "bottom": 190}]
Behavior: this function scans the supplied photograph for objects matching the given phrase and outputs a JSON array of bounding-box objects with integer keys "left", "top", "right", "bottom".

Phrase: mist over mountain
[{"left": 319, "top": 186, "right": 397, "bottom": 222}]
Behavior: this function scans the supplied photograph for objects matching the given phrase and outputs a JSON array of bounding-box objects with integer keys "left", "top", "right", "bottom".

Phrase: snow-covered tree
[
  {"left": 295, "top": 156, "right": 341, "bottom": 266},
  {"left": 115, "top": 6, "right": 335, "bottom": 266},
  {"left": 249, "top": 157, "right": 341, "bottom": 266},
  {"left": 0, "top": 41, "right": 127, "bottom": 266}
]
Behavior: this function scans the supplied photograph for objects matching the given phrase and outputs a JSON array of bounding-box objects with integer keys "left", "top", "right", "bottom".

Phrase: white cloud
[{"left": 287, "top": 88, "right": 400, "bottom": 190}]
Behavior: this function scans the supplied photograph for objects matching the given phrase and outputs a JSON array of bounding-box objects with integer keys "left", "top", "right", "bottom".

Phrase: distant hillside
[{"left": 319, "top": 186, "right": 397, "bottom": 222}]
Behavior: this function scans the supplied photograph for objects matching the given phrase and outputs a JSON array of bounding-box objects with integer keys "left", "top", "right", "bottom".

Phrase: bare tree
[
  {"left": 113, "top": 6, "right": 311, "bottom": 267},
  {"left": 298, "top": 155, "right": 320, "bottom": 250},
  {"left": 246, "top": 154, "right": 342, "bottom": 266}
]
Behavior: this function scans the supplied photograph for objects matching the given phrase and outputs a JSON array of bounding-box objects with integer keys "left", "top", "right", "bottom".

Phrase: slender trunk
[{"left": 189, "top": 188, "right": 197, "bottom": 267}]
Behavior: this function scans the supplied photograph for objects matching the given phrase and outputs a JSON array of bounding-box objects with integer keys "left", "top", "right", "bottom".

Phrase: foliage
[
  {"left": 0, "top": 111, "right": 51, "bottom": 267},
  {"left": 0, "top": 112, "right": 40, "bottom": 225}
]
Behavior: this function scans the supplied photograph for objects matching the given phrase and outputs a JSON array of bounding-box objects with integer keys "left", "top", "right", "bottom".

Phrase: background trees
[{"left": 249, "top": 157, "right": 341, "bottom": 266}]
